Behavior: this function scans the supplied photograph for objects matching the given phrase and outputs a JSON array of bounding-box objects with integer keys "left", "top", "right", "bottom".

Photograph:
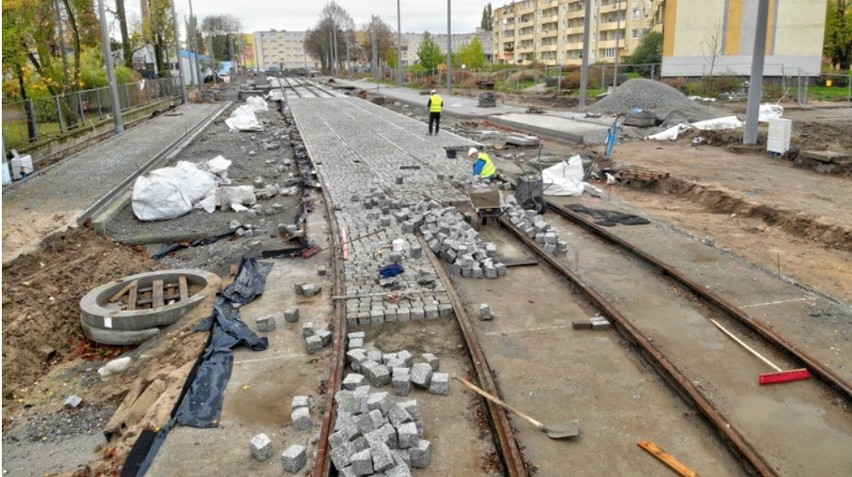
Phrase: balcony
[
  {"left": 566, "top": 25, "right": 585, "bottom": 35},
  {"left": 541, "top": 29, "right": 559, "bottom": 39},
  {"left": 596, "top": 38, "right": 622, "bottom": 49},
  {"left": 517, "top": 32, "right": 535, "bottom": 41},
  {"left": 567, "top": 9, "right": 585, "bottom": 20},
  {"left": 539, "top": 44, "right": 558, "bottom": 52}
]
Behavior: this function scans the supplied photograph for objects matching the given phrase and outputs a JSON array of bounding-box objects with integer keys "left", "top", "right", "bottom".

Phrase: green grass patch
[{"left": 808, "top": 85, "right": 851, "bottom": 102}]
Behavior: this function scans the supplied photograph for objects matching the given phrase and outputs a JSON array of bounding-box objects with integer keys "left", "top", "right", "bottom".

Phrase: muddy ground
[{"left": 1, "top": 84, "right": 849, "bottom": 476}]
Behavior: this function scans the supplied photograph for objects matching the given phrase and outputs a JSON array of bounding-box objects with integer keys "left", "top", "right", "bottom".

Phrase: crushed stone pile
[{"left": 591, "top": 79, "right": 720, "bottom": 124}]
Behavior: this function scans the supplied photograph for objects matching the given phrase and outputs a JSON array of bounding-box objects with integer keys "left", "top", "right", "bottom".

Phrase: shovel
[{"left": 454, "top": 375, "right": 579, "bottom": 439}]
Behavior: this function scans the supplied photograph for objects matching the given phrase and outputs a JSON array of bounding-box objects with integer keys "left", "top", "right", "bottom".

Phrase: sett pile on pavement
[
  {"left": 504, "top": 195, "right": 570, "bottom": 254},
  {"left": 287, "top": 97, "right": 483, "bottom": 327},
  {"left": 329, "top": 331, "right": 444, "bottom": 476}
]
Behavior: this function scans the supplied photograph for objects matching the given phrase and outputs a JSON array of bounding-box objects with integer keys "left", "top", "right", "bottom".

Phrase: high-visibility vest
[
  {"left": 429, "top": 94, "right": 443, "bottom": 113},
  {"left": 477, "top": 153, "right": 496, "bottom": 178}
]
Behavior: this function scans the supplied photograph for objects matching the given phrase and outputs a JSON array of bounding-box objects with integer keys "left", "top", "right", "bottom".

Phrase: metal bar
[
  {"left": 499, "top": 215, "right": 778, "bottom": 476},
  {"left": 418, "top": 234, "right": 528, "bottom": 477},
  {"left": 76, "top": 101, "right": 232, "bottom": 225}
]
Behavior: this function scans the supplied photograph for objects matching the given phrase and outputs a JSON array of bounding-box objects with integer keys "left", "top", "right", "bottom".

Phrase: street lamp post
[
  {"left": 579, "top": 0, "right": 591, "bottom": 110},
  {"left": 447, "top": 0, "right": 452, "bottom": 94},
  {"left": 97, "top": 0, "right": 124, "bottom": 133},
  {"left": 397, "top": 0, "right": 402, "bottom": 85},
  {"left": 170, "top": 0, "right": 187, "bottom": 103}
]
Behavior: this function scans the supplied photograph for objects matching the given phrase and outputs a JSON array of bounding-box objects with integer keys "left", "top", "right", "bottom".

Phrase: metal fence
[{"left": 2, "top": 77, "right": 181, "bottom": 150}]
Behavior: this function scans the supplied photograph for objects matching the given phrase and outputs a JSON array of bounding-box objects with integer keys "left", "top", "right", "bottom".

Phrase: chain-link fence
[{"left": 2, "top": 77, "right": 181, "bottom": 151}]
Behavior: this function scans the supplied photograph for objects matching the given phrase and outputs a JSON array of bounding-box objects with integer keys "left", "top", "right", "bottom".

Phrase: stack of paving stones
[
  {"left": 302, "top": 321, "right": 333, "bottom": 353},
  {"left": 286, "top": 98, "right": 484, "bottom": 327},
  {"left": 344, "top": 331, "right": 448, "bottom": 397},
  {"left": 417, "top": 201, "right": 505, "bottom": 279},
  {"left": 504, "top": 196, "right": 570, "bottom": 254},
  {"left": 329, "top": 331, "right": 445, "bottom": 476}
]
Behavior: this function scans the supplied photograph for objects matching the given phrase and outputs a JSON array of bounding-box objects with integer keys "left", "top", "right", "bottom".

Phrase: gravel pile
[
  {"left": 3, "top": 403, "right": 117, "bottom": 443},
  {"left": 590, "top": 79, "right": 719, "bottom": 123}
]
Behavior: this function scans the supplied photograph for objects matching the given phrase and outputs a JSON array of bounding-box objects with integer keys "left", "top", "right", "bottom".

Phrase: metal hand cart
[{"left": 468, "top": 187, "right": 507, "bottom": 225}]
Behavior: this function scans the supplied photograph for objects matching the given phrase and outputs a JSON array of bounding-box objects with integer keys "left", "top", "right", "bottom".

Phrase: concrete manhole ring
[{"left": 80, "top": 269, "right": 221, "bottom": 345}]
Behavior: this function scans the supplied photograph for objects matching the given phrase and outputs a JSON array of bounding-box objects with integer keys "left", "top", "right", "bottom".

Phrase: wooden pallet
[
  {"left": 619, "top": 167, "right": 670, "bottom": 182},
  {"left": 108, "top": 276, "right": 190, "bottom": 310}
]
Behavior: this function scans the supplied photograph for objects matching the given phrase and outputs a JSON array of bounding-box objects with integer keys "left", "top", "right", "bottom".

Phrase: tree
[
  {"left": 455, "top": 37, "right": 486, "bottom": 69},
  {"left": 701, "top": 22, "right": 724, "bottom": 77},
  {"left": 359, "top": 16, "right": 393, "bottom": 69},
  {"left": 824, "top": 0, "right": 851, "bottom": 70},
  {"left": 417, "top": 31, "right": 442, "bottom": 71},
  {"left": 304, "top": 2, "right": 355, "bottom": 73},
  {"left": 201, "top": 14, "right": 242, "bottom": 62},
  {"left": 628, "top": 31, "right": 662, "bottom": 77},
  {"left": 481, "top": 4, "right": 493, "bottom": 31},
  {"left": 144, "top": 0, "right": 177, "bottom": 77}
]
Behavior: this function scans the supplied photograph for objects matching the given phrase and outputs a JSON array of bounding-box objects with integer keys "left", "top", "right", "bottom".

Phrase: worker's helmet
[
  {"left": 430, "top": 89, "right": 437, "bottom": 94},
  {"left": 468, "top": 147, "right": 478, "bottom": 157}
]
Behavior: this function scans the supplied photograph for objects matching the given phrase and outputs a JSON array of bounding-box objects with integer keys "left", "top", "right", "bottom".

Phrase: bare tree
[
  {"left": 359, "top": 16, "right": 393, "bottom": 69},
  {"left": 701, "top": 22, "right": 724, "bottom": 77},
  {"left": 305, "top": 2, "right": 354, "bottom": 73}
]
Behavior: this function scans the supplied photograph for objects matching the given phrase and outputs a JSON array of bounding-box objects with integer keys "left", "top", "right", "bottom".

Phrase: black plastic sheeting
[
  {"left": 151, "top": 231, "right": 235, "bottom": 260},
  {"left": 122, "top": 258, "right": 271, "bottom": 477},
  {"left": 565, "top": 204, "right": 651, "bottom": 227}
]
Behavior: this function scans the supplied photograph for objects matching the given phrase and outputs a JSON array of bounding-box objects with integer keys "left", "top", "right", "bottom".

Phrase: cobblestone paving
[{"left": 287, "top": 97, "right": 481, "bottom": 325}]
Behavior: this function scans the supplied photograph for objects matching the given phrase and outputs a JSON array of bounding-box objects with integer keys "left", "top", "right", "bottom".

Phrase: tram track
[
  {"left": 287, "top": 94, "right": 851, "bottom": 476},
  {"left": 76, "top": 89, "right": 848, "bottom": 476}
]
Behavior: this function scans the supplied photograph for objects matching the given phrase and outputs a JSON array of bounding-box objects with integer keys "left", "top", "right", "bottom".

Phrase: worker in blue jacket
[{"left": 467, "top": 148, "right": 497, "bottom": 181}]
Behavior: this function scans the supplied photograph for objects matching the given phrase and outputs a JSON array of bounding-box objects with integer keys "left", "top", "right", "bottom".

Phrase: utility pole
[
  {"left": 189, "top": 0, "right": 202, "bottom": 86},
  {"left": 447, "top": 0, "right": 452, "bottom": 94},
  {"left": 54, "top": 0, "right": 70, "bottom": 83},
  {"left": 579, "top": 0, "right": 591, "bottom": 110},
  {"left": 228, "top": 34, "right": 237, "bottom": 80},
  {"left": 170, "top": 0, "right": 187, "bottom": 103},
  {"left": 372, "top": 17, "right": 379, "bottom": 89},
  {"left": 397, "top": 0, "right": 403, "bottom": 85},
  {"left": 97, "top": 0, "right": 124, "bottom": 133},
  {"left": 332, "top": 22, "right": 338, "bottom": 76},
  {"left": 744, "top": 0, "right": 770, "bottom": 144},
  {"left": 613, "top": 0, "right": 622, "bottom": 88},
  {"left": 346, "top": 31, "right": 351, "bottom": 78}
]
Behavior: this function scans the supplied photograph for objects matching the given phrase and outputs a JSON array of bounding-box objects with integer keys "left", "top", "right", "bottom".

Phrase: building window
[
  {"left": 604, "top": 48, "right": 616, "bottom": 58},
  {"left": 632, "top": 29, "right": 639, "bottom": 39},
  {"left": 633, "top": 8, "right": 640, "bottom": 20}
]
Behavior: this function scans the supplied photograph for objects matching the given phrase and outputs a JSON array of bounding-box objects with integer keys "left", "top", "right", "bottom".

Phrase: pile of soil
[{"left": 1, "top": 226, "right": 160, "bottom": 403}]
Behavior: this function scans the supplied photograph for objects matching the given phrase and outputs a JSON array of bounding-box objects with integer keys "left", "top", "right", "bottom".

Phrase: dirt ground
[{"left": 1, "top": 86, "right": 849, "bottom": 476}]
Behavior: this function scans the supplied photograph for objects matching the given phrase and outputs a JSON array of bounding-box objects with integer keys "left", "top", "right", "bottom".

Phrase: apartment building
[
  {"left": 399, "top": 29, "right": 494, "bottom": 67},
  {"left": 253, "top": 30, "right": 320, "bottom": 71},
  {"left": 493, "top": 0, "right": 663, "bottom": 66},
  {"left": 662, "top": 0, "right": 827, "bottom": 77}
]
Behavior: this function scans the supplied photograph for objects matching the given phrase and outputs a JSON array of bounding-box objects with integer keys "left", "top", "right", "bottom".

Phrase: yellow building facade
[
  {"left": 493, "top": 0, "right": 664, "bottom": 66},
  {"left": 662, "top": 0, "right": 827, "bottom": 76}
]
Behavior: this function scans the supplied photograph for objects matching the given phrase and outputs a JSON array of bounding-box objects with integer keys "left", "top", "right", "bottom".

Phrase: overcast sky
[{"left": 130, "top": 1, "right": 489, "bottom": 35}]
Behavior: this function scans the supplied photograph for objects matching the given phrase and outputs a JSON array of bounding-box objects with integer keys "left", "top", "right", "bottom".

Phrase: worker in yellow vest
[
  {"left": 427, "top": 89, "right": 443, "bottom": 135},
  {"left": 467, "top": 148, "right": 497, "bottom": 181}
]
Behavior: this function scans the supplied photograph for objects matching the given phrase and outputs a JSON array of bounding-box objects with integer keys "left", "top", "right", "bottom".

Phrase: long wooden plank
[
  {"left": 152, "top": 280, "right": 165, "bottom": 308},
  {"left": 178, "top": 275, "right": 189, "bottom": 301},
  {"left": 109, "top": 280, "right": 137, "bottom": 303},
  {"left": 637, "top": 439, "right": 699, "bottom": 477},
  {"left": 127, "top": 282, "right": 138, "bottom": 311}
]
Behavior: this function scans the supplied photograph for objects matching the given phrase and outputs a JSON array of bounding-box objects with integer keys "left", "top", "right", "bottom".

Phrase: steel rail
[
  {"left": 295, "top": 113, "right": 347, "bottom": 477},
  {"left": 547, "top": 202, "right": 852, "bottom": 403},
  {"left": 418, "top": 235, "right": 528, "bottom": 477},
  {"left": 76, "top": 101, "right": 232, "bottom": 226},
  {"left": 498, "top": 215, "right": 778, "bottom": 477}
]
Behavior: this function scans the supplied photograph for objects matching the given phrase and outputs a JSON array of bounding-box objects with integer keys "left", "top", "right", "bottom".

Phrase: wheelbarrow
[{"left": 468, "top": 187, "right": 507, "bottom": 225}]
